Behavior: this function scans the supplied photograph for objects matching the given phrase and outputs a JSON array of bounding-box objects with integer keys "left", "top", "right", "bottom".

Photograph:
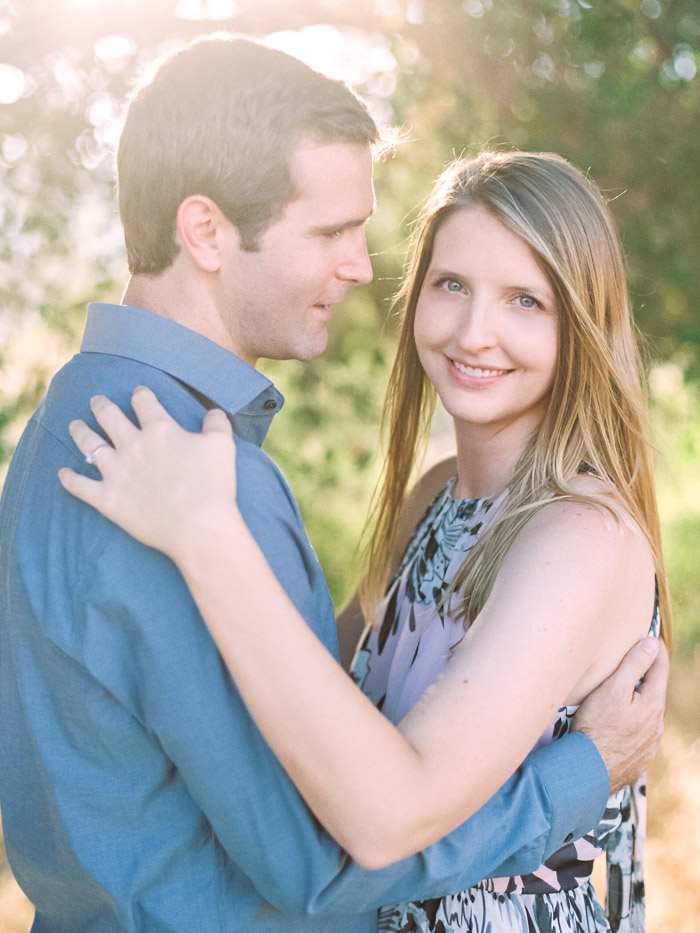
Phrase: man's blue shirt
[{"left": 0, "top": 303, "right": 610, "bottom": 932}]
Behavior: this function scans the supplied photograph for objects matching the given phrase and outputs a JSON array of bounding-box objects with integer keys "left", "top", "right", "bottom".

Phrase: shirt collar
[{"left": 81, "top": 303, "right": 284, "bottom": 446}]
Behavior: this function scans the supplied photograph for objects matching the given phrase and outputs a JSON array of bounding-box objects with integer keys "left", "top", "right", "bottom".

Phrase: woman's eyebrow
[
  {"left": 509, "top": 282, "right": 555, "bottom": 302},
  {"left": 425, "top": 266, "right": 464, "bottom": 278}
]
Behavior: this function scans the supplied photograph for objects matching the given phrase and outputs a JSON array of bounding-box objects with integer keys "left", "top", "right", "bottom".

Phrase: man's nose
[{"left": 338, "top": 229, "right": 373, "bottom": 285}]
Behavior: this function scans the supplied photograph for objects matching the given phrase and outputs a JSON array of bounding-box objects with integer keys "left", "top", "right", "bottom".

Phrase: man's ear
[{"left": 175, "top": 195, "right": 236, "bottom": 272}]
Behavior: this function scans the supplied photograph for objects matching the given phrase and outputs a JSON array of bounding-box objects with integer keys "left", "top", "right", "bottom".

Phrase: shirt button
[
  {"left": 263, "top": 399, "right": 277, "bottom": 411},
  {"left": 564, "top": 833, "right": 573, "bottom": 843}
]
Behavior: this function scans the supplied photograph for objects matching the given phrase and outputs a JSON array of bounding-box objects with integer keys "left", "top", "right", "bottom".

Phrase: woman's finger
[
  {"left": 130, "top": 385, "right": 175, "bottom": 427},
  {"left": 202, "top": 408, "right": 233, "bottom": 437},
  {"left": 68, "top": 419, "right": 114, "bottom": 469},
  {"left": 57, "top": 467, "right": 104, "bottom": 508},
  {"left": 90, "top": 395, "right": 138, "bottom": 446}
]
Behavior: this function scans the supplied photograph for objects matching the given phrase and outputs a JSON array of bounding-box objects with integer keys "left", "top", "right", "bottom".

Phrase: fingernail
[{"left": 641, "top": 637, "right": 659, "bottom": 655}]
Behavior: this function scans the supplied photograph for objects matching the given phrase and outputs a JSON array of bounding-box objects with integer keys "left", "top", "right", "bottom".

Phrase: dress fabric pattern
[{"left": 351, "top": 479, "right": 658, "bottom": 933}]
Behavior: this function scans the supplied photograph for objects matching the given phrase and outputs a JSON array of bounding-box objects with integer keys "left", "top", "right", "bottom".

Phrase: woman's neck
[{"left": 451, "top": 419, "right": 537, "bottom": 500}]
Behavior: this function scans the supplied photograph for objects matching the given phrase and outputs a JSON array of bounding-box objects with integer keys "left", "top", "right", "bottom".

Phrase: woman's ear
[{"left": 175, "top": 195, "right": 236, "bottom": 272}]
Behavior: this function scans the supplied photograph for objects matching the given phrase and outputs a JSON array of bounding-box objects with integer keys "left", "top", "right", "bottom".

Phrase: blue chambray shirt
[{"left": 0, "top": 304, "right": 609, "bottom": 932}]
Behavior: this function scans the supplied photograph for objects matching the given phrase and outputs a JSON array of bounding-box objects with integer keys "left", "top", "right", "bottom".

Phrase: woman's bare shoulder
[
  {"left": 510, "top": 475, "right": 653, "bottom": 601},
  {"left": 528, "top": 472, "right": 643, "bottom": 542}
]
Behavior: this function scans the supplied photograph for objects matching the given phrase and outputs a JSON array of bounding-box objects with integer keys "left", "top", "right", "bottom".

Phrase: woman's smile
[{"left": 449, "top": 358, "right": 514, "bottom": 381}]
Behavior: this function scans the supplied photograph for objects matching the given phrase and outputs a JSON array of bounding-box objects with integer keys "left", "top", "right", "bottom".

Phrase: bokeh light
[{"left": 0, "top": 63, "right": 27, "bottom": 104}]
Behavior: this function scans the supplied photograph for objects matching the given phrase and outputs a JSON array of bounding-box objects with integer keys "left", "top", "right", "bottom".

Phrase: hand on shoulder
[{"left": 59, "top": 387, "right": 240, "bottom": 563}]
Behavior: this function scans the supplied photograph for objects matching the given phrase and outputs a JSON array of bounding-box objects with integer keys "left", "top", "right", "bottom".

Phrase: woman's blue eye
[
  {"left": 442, "top": 278, "right": 463, "bottom": 292},
  {"left": 517, "top": 294, "right": 539, "bottom": 309}
]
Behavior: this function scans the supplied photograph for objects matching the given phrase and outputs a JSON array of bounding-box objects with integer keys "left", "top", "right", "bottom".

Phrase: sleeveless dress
[{"left": 351, "top": 479, "right": 658, "bottom": 933}]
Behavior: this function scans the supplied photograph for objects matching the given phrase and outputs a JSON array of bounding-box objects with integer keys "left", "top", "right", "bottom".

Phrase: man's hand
[{"left": 572, "top": 637, "right": 669, "bottom": 793}]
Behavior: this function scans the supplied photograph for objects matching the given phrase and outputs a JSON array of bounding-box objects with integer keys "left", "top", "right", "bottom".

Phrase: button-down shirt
[{"left": 0, "top": 303, "right": 610, "bottom": 932}]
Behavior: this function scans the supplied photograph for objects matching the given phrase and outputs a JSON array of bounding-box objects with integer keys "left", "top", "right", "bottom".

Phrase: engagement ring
[{"left": 85, "top": 444, "right": 110, "bottom": 465}]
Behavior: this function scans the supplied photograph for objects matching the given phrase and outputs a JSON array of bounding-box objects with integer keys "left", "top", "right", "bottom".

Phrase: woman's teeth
[{"left": 452, "top": 360, "right": 508, "bottom": 377}]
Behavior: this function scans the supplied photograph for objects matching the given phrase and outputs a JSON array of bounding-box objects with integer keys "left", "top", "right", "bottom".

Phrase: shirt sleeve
[{"left": 78, "top": 441, "right": 610, "bottom": 915}]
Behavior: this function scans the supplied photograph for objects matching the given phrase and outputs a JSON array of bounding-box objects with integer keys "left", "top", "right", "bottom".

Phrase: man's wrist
[{"left": 529, "top": 732, "right": 610, "bottom": 857}]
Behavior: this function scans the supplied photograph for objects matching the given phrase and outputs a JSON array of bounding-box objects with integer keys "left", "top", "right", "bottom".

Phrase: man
[{"left": 0, "top": 34, "right": 666, "bottom": 932}]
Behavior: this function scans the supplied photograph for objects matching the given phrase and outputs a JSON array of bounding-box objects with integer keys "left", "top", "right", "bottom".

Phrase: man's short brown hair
[{"left": 117, "top": 34, "right": 379, "bottom": 275}]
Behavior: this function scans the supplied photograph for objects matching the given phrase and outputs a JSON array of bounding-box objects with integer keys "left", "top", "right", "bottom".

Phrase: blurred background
[{"left": 0, "top": 0, "right": 698, "bottom": 929}]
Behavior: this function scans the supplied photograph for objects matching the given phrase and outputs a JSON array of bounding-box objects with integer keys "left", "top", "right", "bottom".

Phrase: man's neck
[
  {"left": 121, "top": 272, "right": 254, "bottom": 365},
  {"left": 122, "top": 271, "right": 190, "bottom": 322}
]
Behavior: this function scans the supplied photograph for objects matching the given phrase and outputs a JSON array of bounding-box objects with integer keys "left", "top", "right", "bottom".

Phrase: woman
[{"left": 60, "top": 151, "right": 670, "bottom": 933}]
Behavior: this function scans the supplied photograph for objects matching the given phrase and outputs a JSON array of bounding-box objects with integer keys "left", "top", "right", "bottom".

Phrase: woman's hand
[{"left": 58, "top": 386, "right": 238, "bottom": 563}]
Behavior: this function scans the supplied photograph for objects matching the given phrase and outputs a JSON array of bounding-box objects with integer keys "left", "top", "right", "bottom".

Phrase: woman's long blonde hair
[{"left": 360, "top": 151, "right": 671, "bottom": 645}]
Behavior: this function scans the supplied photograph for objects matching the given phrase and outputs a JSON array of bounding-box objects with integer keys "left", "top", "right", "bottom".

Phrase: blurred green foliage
[
  {"left": 1, "top": 0, "right": 698, "bottom": 649},
  {"left": 651, "top": 374, "right": 700, "bottom": 655}
]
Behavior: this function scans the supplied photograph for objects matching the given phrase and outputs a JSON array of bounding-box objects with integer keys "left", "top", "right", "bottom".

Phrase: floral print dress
[{"left": 351, "top": 479, "right": 658, "bottom": 933}]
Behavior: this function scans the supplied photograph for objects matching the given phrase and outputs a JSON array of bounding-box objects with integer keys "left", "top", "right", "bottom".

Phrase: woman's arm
[{"left": 60, "top": 389, "right": 655, "bottom": 870}]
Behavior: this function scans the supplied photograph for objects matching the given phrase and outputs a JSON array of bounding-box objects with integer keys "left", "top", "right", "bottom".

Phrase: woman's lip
[{"left": 449, "top": 358, "right": 513, "bottom": 379}]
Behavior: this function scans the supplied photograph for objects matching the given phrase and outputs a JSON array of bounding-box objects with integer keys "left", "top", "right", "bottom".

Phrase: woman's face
[{"left": 414, "top": 206, "right": 559, "bottom": 446}]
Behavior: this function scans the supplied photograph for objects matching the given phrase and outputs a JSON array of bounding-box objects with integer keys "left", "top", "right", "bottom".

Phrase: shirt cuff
[{"left": 531, "top": 731, "right": 611, "bottom": 856}]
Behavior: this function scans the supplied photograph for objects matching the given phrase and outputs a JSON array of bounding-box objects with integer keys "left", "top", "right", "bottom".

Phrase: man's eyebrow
[{"left": 308, "top": 210, "right": 375, "bottom": 236}]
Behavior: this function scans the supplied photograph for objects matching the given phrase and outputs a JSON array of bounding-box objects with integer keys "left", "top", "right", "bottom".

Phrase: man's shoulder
[
  {"left": 8, "top": 343, "right": 300, "bottom": 545},
  {"left": 1, "top": 350, "right": 227, "bottom": 605},
  {"left": 2, "top": 351, "right": 212, "bottom": 526},
  {"left": 37, "top": 351, "right": 207, "bottom": 438}
]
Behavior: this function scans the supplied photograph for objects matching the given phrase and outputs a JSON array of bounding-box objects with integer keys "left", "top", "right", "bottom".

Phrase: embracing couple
[{"left": 0, "top": 33, "right": 669, "bottom": 933}]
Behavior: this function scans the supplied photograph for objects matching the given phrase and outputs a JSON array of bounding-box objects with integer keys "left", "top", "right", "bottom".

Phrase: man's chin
[
  {"left": 297, "top": 342, "right": 329, "bottom": 363},
  {"left": 261, "top": 330, "right": 329, "bottom": 363}
]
